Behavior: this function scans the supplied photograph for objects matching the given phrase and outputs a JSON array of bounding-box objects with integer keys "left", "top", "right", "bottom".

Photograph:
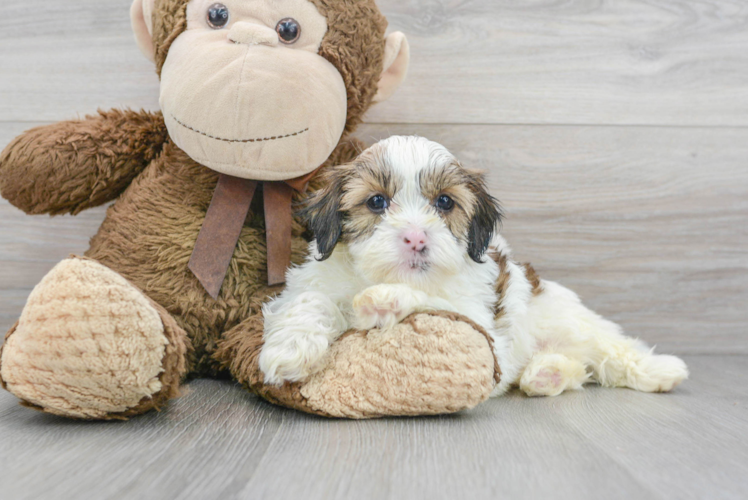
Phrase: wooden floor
[
  {"left": 1, "top": 0, "right": 747, "bottom": 499},
  {"left": 1, "top": 356, "right": 746, "bottom": 500}
]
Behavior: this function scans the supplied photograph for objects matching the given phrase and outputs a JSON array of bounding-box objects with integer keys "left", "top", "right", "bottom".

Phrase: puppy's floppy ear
[
  {"left": 465, "top": 169, "right": 503, "bottom": 263},
  {"left": 298, "top": 166, "right": 348, "bottom": 260}
]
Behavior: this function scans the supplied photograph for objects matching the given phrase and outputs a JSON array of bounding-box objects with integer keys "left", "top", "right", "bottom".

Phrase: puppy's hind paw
[
  {"left": 627, "top": 354, "right": 689, "bottom": 393},
  {"left": 520, "top": 353, "right": 590, "bottom": 397}
]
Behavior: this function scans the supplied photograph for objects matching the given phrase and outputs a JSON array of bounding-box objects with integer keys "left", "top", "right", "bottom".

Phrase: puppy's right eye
[
  {"left": 207, "top": 3, "right": 230, "bottom": 29},
  {"left": 366, "top": 194, "right": 389, "bottom": 213}
]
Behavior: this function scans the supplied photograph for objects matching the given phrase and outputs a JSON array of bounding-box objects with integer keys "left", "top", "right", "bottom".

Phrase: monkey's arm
[{"left": 0, "top": 109, "right": 167, "bottom": 215}]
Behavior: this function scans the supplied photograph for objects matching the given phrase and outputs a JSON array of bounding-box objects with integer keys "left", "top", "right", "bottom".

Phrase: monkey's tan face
[{"left": 160, "top": 0, "right": 347, "bottom": 180}]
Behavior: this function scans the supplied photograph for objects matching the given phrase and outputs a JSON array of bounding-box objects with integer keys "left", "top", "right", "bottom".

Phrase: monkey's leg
[{"left": 0, "top": 257, "right": 190, "bottom": 419}]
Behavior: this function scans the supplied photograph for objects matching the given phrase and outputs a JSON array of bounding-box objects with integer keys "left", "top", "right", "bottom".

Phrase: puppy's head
[{"left": 300, "top": 136, "right": 503, "bottom": 285}]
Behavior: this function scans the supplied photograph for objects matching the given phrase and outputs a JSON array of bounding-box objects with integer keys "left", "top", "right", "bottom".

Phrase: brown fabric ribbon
[{"left": 188, "top": 170, "right": 318, "bottom": 299}]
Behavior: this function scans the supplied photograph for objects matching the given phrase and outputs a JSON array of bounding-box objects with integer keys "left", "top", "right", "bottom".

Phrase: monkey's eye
[
  {"left": 207, "top": 3, "right": 230, "bottom": 29},
  {"left": 366, "top": 194, "right": 389, "bottom": 213},
  {"left": 276, "top": 18, "right": 301, "bottom": 44},
  {"left": 435, "top": 194, "right": 455, "bottom": 212}
]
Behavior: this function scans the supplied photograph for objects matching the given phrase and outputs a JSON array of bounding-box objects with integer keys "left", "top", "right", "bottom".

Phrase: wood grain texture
[
  {"left": 1, "top": 1, "right": 748, "bottom": 126},
  {"left": 369, "top": 0, "right": 748, "bottom": 125},
  {"left": 0, "top": 355, "right": 746, "bottom": 500},
  {"left": 3, "top": 122, "right": 744, "bottom": 354}
]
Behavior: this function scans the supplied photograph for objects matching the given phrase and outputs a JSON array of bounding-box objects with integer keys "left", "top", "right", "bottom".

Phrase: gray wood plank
[
  {"left": 369, "top": 0, "right": 748, "bottom": 126},
  {"left": 1, "top": 1, "right": 747, "bottom": 126},
  {"left": 0, "top": 1, "right": 160, "bottom": 123},
  {"left": 3, "top": 122, "right": 745, "bottom": 354},
  {"left": 0, "top": 355, "right": 746, "bottom": 500}
]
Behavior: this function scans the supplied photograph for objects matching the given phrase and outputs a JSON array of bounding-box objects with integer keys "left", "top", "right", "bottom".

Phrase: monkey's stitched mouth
[{"left": 170, "top": 114, "right": 309, "bottom": 143}]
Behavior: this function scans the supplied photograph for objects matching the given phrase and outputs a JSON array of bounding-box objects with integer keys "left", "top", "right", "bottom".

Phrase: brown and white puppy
[{"left": 260, "top": 136, "right": 689, "bottom": 397}]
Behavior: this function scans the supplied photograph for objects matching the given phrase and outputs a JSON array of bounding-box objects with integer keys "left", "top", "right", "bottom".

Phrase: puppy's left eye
[
  {"left": 435, "top": 194, "right": 455, "bottom": 211},
  {"left": 366, "top": 194, "right": 389, "bottom": 213}
]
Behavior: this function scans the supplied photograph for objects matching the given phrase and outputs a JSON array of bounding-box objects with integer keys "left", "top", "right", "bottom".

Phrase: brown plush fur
[{"left": 0, "top": 109, "right": 167, "bottom": 215}]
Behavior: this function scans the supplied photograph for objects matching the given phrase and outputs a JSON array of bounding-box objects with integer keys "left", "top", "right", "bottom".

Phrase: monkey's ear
[
  {"left": 131, "top": 0, "right": 156, "bottom": 62},
  {"left": 465, "top": 170, "right": 504, "bottom": 263},
  {"left": 373, "top": 32, "right": 410, "bottom": 103},
  {"left": 298, "top": 168, "right": 348, "bottom": 260}
]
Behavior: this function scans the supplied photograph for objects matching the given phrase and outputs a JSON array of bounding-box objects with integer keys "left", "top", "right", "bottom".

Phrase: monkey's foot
[{"left": 0, "top": 257, "right": 189, "bottom": 419}]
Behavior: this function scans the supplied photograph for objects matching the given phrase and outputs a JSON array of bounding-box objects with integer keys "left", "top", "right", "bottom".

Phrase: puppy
[{"left": 259, "top": 136, "right": 688, "bottom": 397}]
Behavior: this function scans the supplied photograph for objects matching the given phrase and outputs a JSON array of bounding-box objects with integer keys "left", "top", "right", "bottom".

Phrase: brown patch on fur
[
  {"left": 342, "top": 149, "right": 398, "bottom": 209},
  {"left": 488, "top": 250, "right": 511, "bottom": 321},
  {"left": 297, "top": 164, "right": 349, "bottom": 259},
  {"left": 340, "top": 150, "right": 399, "bottom": 241},
  {"left": 419, "top": 163, "right": 476, "bottom": 208},
  {"left": 523, "top": 263, "right": 544, "bottom": 296},
  {"left": 419, "top": 163, "right": 502, "bottom": 262},
  {"left": 299, "top": 147, "right": 401, "bottom": 256},
  {"left": 462, "top": 169, "right": 503, "bottom": 262},
  {"left": 0, "top": 110, "right": 168, "bottom": 215},
  {"left": 342, "top": 205, "right": 380, "bottom": 243},
  {"left": 149, "top": 0, "right": 387, "bottom": 134},
  {"left": 418, "top": 162, "right": 478, "bottom": 239}
]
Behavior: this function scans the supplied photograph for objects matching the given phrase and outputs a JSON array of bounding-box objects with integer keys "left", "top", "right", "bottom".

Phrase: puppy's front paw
[
  {"left": 260, "top": 291, "right": 347, "bottom": 386},
  {"left": 259, "top": 334, "right": 330, "bottom": 386},
  {"left": 352, "top": 284, "right": 424, "bottom": 330}
]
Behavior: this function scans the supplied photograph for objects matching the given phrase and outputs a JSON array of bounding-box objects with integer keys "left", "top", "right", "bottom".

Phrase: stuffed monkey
[{"left": 0, "top": 0, "right": 500, "bottom": 419}]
